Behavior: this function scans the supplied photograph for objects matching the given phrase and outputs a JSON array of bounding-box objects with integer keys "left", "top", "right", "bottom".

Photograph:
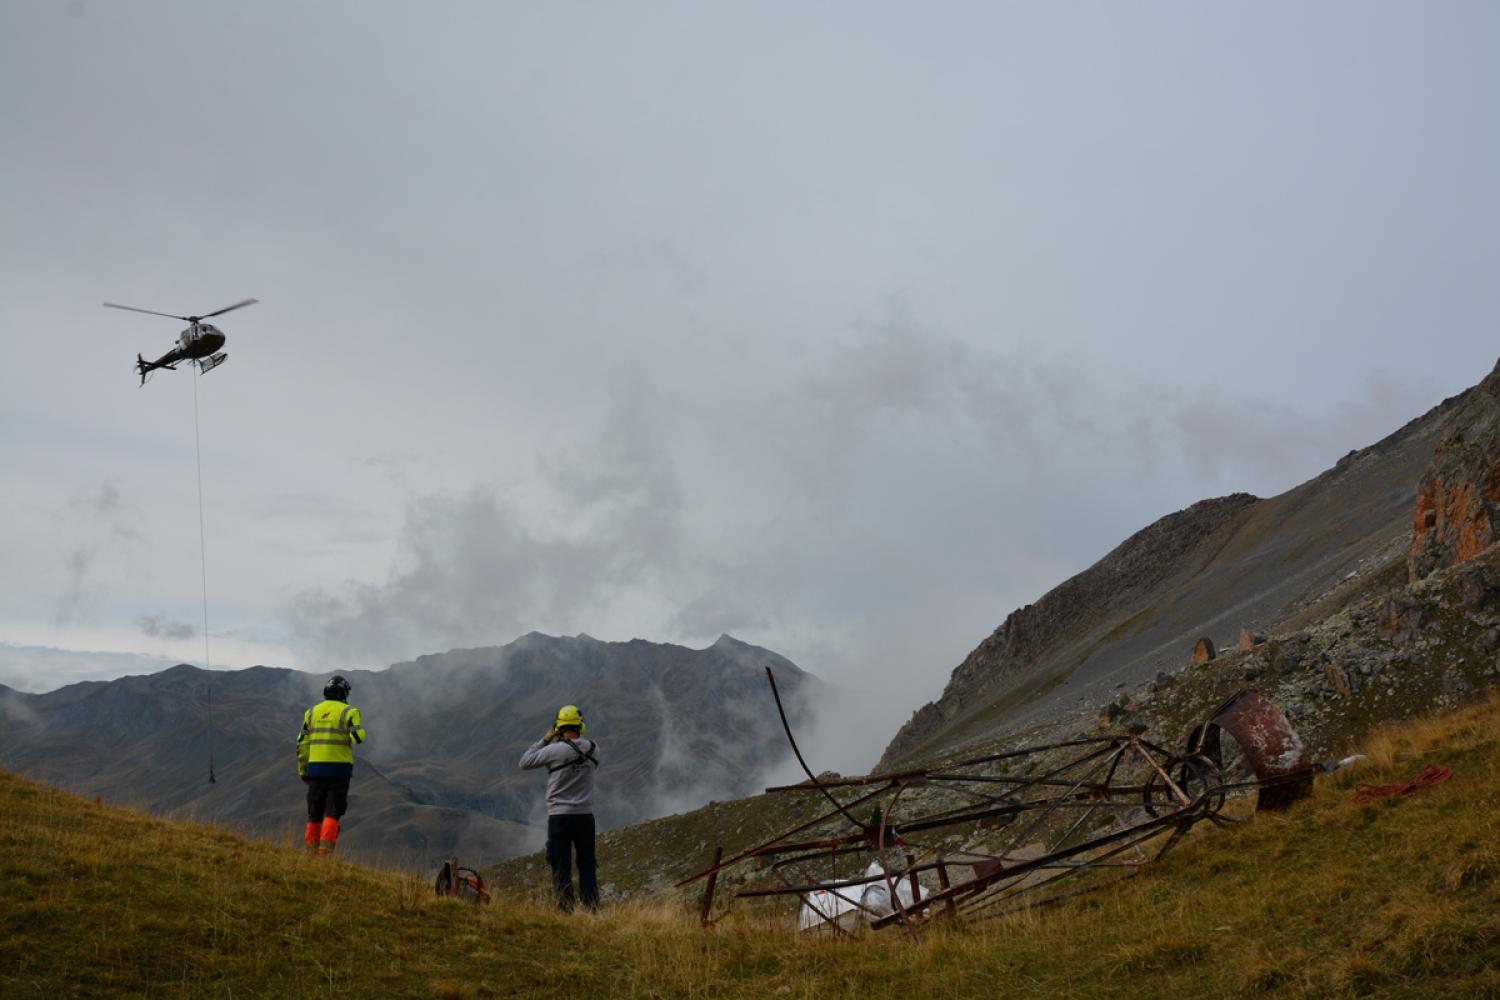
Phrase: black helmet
[{"left": 324, "top": 675, "right": 352, "bottom": 700}]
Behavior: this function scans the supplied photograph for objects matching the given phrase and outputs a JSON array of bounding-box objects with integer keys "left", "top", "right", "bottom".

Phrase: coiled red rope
[{"left": 1353, "top": 764, "right": 1453, "bottom": 804}]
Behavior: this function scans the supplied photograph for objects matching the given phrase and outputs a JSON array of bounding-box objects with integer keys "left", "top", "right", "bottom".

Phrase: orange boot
[
  {"left": 317, "top": 817, "right": 339, "bottom": 855},
  {"left": 304, "top": 821, "right": 320, "bottom": 854}
]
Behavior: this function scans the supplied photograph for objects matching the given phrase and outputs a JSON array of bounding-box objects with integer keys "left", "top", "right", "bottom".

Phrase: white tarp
[
  {"left": 796, "top": 882, "right": 862, "bottom": 933},
  {"left": 797, "top": 860, "right": 916, "bottom": 933}
]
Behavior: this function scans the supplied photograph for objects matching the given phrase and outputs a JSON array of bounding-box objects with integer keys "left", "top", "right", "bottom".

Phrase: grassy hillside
[{"left": 6, "top": 693, "right": 1500, "bottom": 998}]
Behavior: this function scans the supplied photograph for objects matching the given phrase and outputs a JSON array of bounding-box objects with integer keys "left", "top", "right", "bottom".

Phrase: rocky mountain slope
[
  {"left": 0, "top": 632, "right": 818, "bottom": 868},
  {"left": 878, "top": 363, "right": 1497, "bottom": 769}
]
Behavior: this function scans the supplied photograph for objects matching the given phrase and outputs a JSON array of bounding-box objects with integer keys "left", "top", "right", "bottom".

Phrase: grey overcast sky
[{"left": 2, "top": 2, "right": 1497, "bottom": 760}]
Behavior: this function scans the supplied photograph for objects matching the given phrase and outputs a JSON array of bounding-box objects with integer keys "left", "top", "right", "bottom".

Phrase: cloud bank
[{"left": 279, "top": 300, "right": 1449, "bottom": 769}]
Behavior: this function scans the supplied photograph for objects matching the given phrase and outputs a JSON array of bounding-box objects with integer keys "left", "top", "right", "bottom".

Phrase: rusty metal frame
[{"left": 680, "top": 671, "right": 1314, "bottom": 933}]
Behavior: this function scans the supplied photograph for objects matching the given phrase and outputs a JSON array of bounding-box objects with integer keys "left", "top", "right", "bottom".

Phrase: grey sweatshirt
[{"left": 519, "top": 737, "right": 599, "bottom": 816}]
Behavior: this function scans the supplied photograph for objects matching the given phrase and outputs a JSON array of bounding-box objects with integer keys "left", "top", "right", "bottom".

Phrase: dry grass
[{"left": 6, "top": 692, "right": 1500, "bottom": 997}]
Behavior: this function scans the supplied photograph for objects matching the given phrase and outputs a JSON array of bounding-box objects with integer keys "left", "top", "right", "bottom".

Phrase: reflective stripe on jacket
[{"left": 296, "top": 699, "right": 365, "bottom": 774}]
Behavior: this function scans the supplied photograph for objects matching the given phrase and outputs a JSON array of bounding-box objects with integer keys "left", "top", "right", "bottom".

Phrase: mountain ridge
[{"left": 879, "top": 363, "right": 1491, "bottom": 769}]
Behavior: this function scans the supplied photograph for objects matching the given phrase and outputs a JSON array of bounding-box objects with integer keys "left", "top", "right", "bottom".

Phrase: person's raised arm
[{"left": 519, "top": 728, "right": 560, "bottom": 769}]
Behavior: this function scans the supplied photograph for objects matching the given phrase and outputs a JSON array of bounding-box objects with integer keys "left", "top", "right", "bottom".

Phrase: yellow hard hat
[{"left": 555, "top": 705, "right": 586, "bottom": 734}]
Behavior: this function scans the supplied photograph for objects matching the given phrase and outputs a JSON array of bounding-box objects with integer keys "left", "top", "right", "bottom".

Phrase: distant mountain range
[{"left": 0, "top": 632, "right": 819, "bottom": 868}]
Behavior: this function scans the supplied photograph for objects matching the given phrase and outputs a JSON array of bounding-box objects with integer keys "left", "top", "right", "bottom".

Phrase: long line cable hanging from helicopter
[
  {"left": 104, "top": 295, "right": 255, "bottom": 787},
  {"left": 192, "top": 371, "right": 216, "bottom": 785}
]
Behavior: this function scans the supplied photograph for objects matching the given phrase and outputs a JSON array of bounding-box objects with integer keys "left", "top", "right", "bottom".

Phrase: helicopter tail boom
[{"left": 136, "top": 353, "right": 179, "bottom": 386}]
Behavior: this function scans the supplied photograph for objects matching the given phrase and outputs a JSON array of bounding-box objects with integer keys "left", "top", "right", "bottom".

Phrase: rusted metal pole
[
  {"left": 765, "top": 666, "right": 865, "bottom": 829},
  {"left": 937, "top": 862, "right": 957, "bottom": 920},
  {"left": 870, "top": 804, "right": 1198, "bottom": 928},
  {"left": 699, "top": 846, "right": 723, "bottom": 928},
  {"left": 905, "top": 852, "right": 921, "bottom": 904},
  {"left": 675, "top": 783, "right": 892, "bottom": 887},
  {"left": 877, "top": 779, "right": 918, "bottom": 939}
]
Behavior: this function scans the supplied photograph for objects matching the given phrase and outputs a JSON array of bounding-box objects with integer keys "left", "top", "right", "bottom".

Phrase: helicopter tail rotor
[{"left": 136, "top": 353, "right": 182, "bottom": 386}]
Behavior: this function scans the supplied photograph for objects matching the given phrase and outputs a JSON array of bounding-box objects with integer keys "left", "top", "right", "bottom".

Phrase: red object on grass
[{"left": 1353, "top": 764, "right": 1453, "bottom": 804}]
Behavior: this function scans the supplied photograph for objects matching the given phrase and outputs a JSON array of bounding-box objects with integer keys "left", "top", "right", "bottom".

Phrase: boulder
[
  {"left": 1455, "top": 561, "right": 1500, "bottom": 611},
  {"left": 1324, "top": 661, "right": 1355, "bottom": 697},
  {"left": 1381, "top": 592, "right": 1426, "bottom": 634}
]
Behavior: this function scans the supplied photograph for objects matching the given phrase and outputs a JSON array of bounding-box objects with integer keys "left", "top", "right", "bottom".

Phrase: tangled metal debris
[{"left": 678, "top": 670, "right": 1315, "bottom": 934}]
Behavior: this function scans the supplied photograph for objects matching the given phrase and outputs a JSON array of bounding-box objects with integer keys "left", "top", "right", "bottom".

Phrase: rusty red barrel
[{"left": 1203, "top": 689, "right": 1314, "bottom": 811}]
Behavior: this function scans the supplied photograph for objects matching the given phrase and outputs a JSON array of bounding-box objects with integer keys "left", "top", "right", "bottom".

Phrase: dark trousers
[
  {"left": 306, "top": 776, "right": 351, "bottom": 822},
  {"left": 546, "top": 813, "right": 598, "bottom": 910}
]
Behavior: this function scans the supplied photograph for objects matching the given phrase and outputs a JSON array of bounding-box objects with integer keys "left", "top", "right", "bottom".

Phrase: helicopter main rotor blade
[
  {"left": 103, "top": 302, "right": 191, "bottom": 321},
  {"left": 201, "top": 298, "right": 259, "bottom": 318}
]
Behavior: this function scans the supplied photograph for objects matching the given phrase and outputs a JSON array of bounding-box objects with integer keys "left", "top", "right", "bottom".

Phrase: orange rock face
[
  {"left": 1459, "top": 505, "right": 1493, "bottom": 562},
  {"left": 1411, "top": 462, "right": 1500, "bottom": 581},
  {"left": 1408, "top": 359, "right": 1500, "bottom": 582}
]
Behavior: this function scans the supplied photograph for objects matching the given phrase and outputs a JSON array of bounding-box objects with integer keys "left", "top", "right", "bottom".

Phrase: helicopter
[{"left": 104, "top": 298, "right": 258, "bottom": 385}]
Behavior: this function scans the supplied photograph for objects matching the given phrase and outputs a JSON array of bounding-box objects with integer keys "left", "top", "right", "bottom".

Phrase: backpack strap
[{"left": 547, "top": 738, "right": 599, "bottom": 772}]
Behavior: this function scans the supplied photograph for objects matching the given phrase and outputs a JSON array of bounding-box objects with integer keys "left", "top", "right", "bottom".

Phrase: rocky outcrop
[
  {"left": 1133, "top": 546, "right": 1500, "bottom": 756},
  {"left": 1410, "top": 359, "right": 1500, "bottom": 582}
]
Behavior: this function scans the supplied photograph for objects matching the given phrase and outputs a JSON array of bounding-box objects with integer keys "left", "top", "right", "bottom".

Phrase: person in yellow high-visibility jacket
[{"left": 296, "top": 675, "right": 366, "bottom": 855}]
